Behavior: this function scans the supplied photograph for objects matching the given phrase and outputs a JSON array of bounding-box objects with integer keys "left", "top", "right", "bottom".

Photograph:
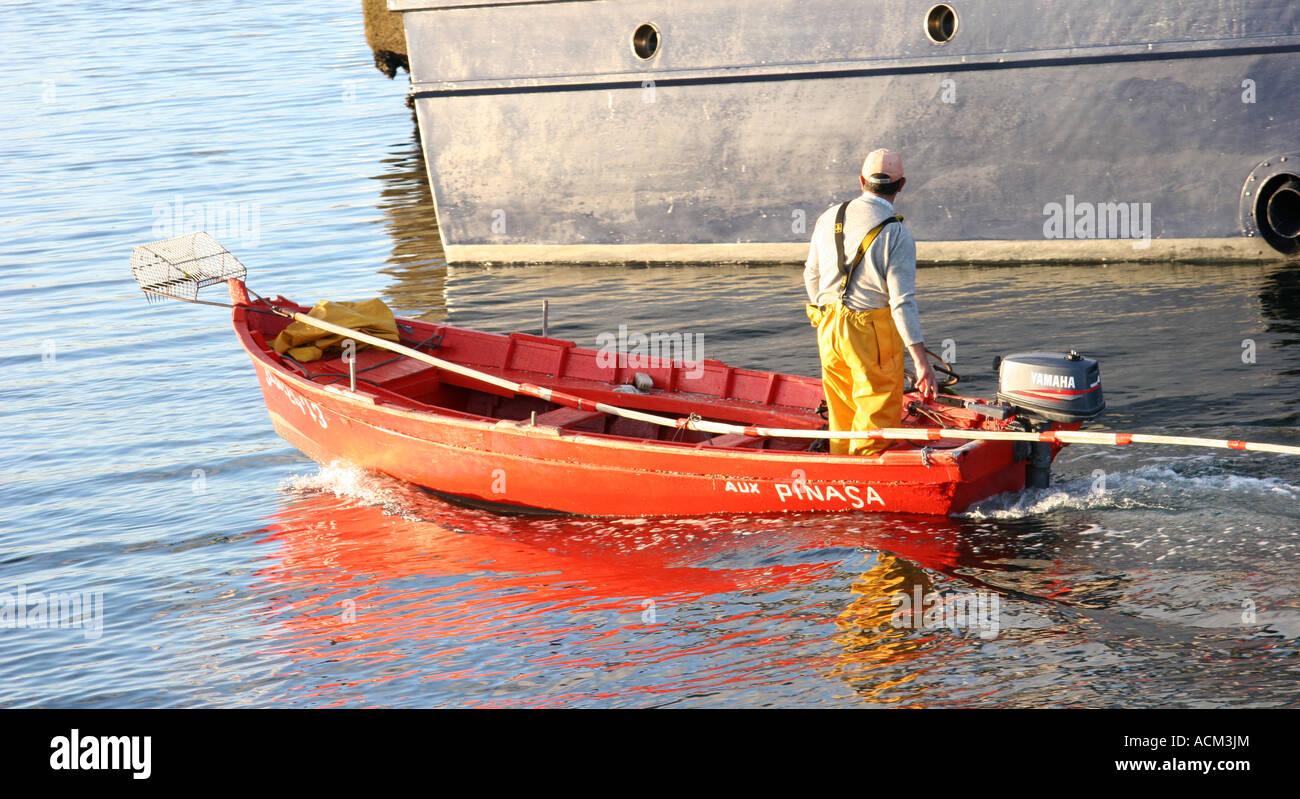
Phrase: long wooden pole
[{"left": 289, "top": 312, "right": 1300, "bottom": 456}]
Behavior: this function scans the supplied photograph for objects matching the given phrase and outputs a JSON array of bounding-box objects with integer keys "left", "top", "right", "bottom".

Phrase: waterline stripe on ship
[
  {"left": 409, "top": 37, "right": 1300, "bottom": 99},
  {"left": 443, "top": 238, "right": 1294, "bottom": 266}
]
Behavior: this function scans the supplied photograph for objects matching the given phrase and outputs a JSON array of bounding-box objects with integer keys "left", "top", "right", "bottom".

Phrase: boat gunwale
[{"left": 403, "top": 34, "right": 1300, "bottom": 97}]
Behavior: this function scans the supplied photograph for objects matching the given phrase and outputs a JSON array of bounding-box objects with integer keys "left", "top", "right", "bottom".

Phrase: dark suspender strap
[
  {"left": 833, "top": 202, "right": 849, "bottom": 276},
  {"left": 838, "top": 214, "right": 904, "bottom": 301}
]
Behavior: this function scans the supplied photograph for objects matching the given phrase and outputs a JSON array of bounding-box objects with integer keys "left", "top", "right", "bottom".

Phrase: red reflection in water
[{"left": 253, "top": 479, "right": 1009, "bottom": 706}]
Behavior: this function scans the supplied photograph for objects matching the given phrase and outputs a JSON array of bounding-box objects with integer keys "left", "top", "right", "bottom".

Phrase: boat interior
[{"left": 239, "top": 295, "right": 983, "bottom": 454}]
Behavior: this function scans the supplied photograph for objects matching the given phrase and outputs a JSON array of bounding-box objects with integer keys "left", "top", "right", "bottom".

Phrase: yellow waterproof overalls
[{"left": 806, "top": 205, "right": 906, "bottom": 456}]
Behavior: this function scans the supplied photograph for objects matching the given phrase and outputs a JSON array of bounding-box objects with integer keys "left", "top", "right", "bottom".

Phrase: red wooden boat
[{"left": 227, "top": 279, "right": 1079, "bottom": 517}]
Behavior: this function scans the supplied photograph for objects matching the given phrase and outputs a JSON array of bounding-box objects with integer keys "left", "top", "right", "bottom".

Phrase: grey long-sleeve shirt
[{"left": 803, "top": 192, "right": 924, "bottom": 347}]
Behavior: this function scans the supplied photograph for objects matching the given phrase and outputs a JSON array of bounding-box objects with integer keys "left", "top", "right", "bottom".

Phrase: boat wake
[
  {"left": 962, "top": 463, "right": 1300, "bottom": 520},
  {"left": 280, "top": 462, "right": 421, "bottom": 519}
]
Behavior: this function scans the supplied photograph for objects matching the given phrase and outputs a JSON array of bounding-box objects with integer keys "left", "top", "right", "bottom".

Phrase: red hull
[{"left": 229, "top": 281, "right": 1056, "bottom": 516}]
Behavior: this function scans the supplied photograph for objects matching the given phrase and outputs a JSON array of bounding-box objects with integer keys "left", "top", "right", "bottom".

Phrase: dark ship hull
[{"left": 391, "top": 0, "right": 1300, "bottom": 263}]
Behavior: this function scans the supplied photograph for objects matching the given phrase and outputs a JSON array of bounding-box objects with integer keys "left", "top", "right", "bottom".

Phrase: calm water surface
[{"left": 2, "top": 1, "right": 1298, "bottom": 708}]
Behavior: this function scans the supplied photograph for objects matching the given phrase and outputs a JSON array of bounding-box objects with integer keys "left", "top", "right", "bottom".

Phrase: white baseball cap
[{"left": 861, "top": 148, "right": 904, "bottom": 181}]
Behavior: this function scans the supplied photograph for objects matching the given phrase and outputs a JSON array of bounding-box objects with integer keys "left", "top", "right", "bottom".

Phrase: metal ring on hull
[
  {"left": 631, "top": 23, "right": 660, "bottom": 61},
  {"left": 1240, "top": 155, "right": 1300, "bottom": 255},
  {"left": 925, "top": 5, "right": 958, "bottom": 44}
]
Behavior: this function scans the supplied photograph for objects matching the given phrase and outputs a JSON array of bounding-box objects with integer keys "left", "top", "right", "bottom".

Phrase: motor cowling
[{"left": 997, "top": 350, "right": 1104, "bottom": 424}]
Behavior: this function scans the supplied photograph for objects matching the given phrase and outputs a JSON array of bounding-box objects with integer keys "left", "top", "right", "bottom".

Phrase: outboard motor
[
  {"left": 995, "top": 350, "right": 1104, "bottom": 488},
  {"left": 997, "top": 350, "right": 1105, "bottom": 423}
]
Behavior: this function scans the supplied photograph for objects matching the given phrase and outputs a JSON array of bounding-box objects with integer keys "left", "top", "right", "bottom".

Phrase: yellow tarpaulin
[{"left": 272, "top": 298, "right": 401, "bottom": 362}]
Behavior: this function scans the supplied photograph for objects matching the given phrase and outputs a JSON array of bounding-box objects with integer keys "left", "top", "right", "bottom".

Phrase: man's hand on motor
[
  {"left": 914, "top": 361, "right": 939, "bottom": 401},
  {"left": 905, "top": 342, "right": 939, "bottom": 401}
]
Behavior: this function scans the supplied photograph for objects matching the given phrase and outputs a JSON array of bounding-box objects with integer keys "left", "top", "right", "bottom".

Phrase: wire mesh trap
[{"left": 129, "top": 232, "right": 247, "bottom": 303}]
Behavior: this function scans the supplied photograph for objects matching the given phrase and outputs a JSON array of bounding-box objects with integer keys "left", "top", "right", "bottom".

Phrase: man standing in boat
[{"left": 804, "top": 148, "right": 937, "bottom": 456}]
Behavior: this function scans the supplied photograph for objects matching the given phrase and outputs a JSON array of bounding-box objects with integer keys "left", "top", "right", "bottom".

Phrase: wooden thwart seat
[
  {"left": 705, "top": 433, "right": 765, "bottom": 449},
  {"left": 533, "top": 407, "right": 607, "bottom": 430}
]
